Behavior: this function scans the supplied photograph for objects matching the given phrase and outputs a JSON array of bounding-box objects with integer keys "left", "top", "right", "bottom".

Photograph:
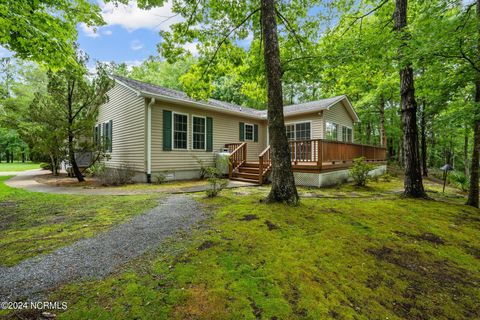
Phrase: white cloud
[
  {"left": 182, "top": 42, "right": 199, "bottom": 56},
  {"left": 131, "top": 40, "right": 144, "bottom": 51},
  {"left": 100, "top": 0, "right": 182, "bottom": 32},
  {"left": 102, "top": 29, "right": 113, "bottom": 36},
  {"left": 79, "top": 23, "right": 100, "bottom": 38}
]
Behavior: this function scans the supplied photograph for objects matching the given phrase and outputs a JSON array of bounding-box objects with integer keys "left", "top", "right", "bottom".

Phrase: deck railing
[
  {"left": 228, "top": 142, "right": 247, "bottom": 178},
  {"left": 258, "top": 145, "right": 271, "bottom": 184},
  {"left": 289, "top": 139, "right": 386, "bottom": 168}
]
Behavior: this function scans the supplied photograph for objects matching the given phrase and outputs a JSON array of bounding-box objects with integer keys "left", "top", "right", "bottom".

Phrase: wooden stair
[
  {"left": 230, "top": 162, "right": 262, "bottom": 184},
  {"left": 226, "top": 143, "right": 271, "bottom": 185}
]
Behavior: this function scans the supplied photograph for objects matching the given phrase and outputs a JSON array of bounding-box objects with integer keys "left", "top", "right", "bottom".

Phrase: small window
[
  {"left": 285, "top": 124, "right": 295, "bottom": 141},
  {"left": 342, "top": 126, "right": 352, "bottom": 143},
  {"left": 173, "top": 113, "right": 188, "bottom": 149},
  {"left": 192, "top": 116, "right": 206, "bottom": 150},
  {"left": 326, "top": 122, "right": 338, "bottom": 141},
  {"left": 244, "top": 124, "right": 254, "bottom": 141}
]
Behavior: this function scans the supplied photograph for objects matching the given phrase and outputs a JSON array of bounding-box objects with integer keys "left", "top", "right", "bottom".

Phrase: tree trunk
[
  {"left": 464, "top": 123, "right": 469, "bottom": 176},
  {"left": 394, "top": 0, "right": 426, "bottom": 198},
  {"left": 67, "top": 79, "right": 85, "bottom": 183},
  {"left": 261, "top": 0, "right": 298, "bottom": 204},
  {"left": 467, "top": 87, "right": 480, "bottom": 207},
  {"left": 467, "top": 0, "right": 480, "bottom": 208},
  {"left": 379, "top": 95, "right": 387, "bottom": 148},
  {"left": 420, "top": 101, "right": 428, "bottom": 177},
  {"left": 366, "top": 122, "right": 372, "bottom": 144}
]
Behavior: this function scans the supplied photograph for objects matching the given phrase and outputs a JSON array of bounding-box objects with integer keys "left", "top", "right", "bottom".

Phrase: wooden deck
[{"left": 226, "top": 139, "right": 387, "bottom": 184}]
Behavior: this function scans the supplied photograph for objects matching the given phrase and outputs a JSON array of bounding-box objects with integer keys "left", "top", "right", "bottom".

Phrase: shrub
[
  {"left": 380, "top": 173, "right": 393, "bottom": 182},
  {"left": 449, "top": 171, "right": 469, "bottom": 192},
  {"left": 39, "top": 162, "right": 50, "bottom": 170},
  {"left": 205, "top": 166, "right": 229, "bottom": 197},
  {"left": 152, "top": 171, "right": 170, "bottom": 185},
  {"left": 194, "top": 156, "right": 209, "bottom": 179},
  {"left": 92, "top": 162, "right": 136, "bottom": 186},
  {"left": 349, "top": 157, "right": 375, "bottom": 187}
]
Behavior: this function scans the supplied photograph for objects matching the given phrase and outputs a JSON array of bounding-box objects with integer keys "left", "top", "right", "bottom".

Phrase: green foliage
[
  {"left": 39, "top": 162, "right": 51, "bottom": 170},
  {"left": 152, "top": 171, "right": 171, "bottom": 185},
  {"left": 349, "top": 157, "right": 375, "bottom": 187},
  {"left": 205, "top": 167, "right": 229, "bottom": 197},
  {"left": 0, "top": 176, "right": 158, "bottom": 266},
  {"left": 449, "top": 172, "right": 470, "bottom": 192},
  {"left": 43, "top": 178, "right": 480, "bottom": 320},
  {"left": 0, "top": 0, "right": 104, "bottom": 68}
]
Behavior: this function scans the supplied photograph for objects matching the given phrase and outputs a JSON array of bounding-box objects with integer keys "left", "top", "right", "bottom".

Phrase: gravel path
[
  {"left": 0, "top": 194, "right": 204, "bottom": 301},
  {"left": 3, "top": 169, "right": 256, "bottom": 195}
]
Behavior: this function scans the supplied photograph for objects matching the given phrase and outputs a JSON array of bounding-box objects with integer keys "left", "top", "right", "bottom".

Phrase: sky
[{"left": 77, "top": 0, "right": 185, "bottom": 69}]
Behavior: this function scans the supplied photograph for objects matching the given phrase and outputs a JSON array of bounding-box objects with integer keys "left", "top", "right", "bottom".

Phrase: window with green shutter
[{"left": 254, "top": 124, "right": 258, "bottom": 142}]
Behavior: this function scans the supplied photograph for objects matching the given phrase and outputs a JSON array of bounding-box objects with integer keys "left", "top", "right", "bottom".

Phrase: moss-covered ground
[
  {"left": 5, "top": 176, "right": 473, "bottom": 320},
  {"left": 0, "top": 176, "right": 159, "bottom": 266}
]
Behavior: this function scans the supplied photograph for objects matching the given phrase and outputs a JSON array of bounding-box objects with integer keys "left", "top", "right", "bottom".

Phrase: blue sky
[{"left": 77, "top": 0, "right": 185, "bottom": 69}]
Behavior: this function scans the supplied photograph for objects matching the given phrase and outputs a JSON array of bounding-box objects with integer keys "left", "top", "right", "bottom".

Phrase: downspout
[{"left": 146, "top": 98, "right": 155, "bottom": 183}]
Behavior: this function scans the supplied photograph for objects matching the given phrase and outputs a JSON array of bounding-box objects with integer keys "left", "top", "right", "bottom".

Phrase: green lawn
[
  {"left": 23, "top": 177, "right": 477, "bottom": 320},
  {"left": 0, "top": 176, "right": 159, "bottom": 266},
  {"left": 0, "top": 162, "right": 41, "bottom": 172}
]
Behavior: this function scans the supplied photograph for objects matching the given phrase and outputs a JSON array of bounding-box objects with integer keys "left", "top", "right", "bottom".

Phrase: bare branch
[
  {"left": 341, "top": 0, "right": 390, "bottom": 36},
  {"left": 275, "top": 9, "right": 304, "bottom": 52}
]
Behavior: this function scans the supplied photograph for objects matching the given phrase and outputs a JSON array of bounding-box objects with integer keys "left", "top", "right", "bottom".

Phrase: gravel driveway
[{"left": 0, "top": 194, "right": 204, "bottom": 302}]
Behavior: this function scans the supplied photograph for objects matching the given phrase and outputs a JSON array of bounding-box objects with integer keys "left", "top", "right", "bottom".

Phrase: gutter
[{"left": 146, "top": 97, "right": 155, "bottom": 183}]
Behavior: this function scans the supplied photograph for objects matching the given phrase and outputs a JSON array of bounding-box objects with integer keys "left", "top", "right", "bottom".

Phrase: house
[{"left": 95, "top": 75, "right": 386, "bottom": 187}]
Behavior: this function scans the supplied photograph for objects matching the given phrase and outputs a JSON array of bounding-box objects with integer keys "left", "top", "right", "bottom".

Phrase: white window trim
[
  {"left": 191, "top": 115, "right": 207, "bottom": 151},
  {"left": 342, "top": 126, "right": 353, "bottom": 143},
  {"left": 325, "top": 121, "right": 339, "bottom": 141},
  {"left": 172, "top": 111, "right": 189, "bottom": 150},
  {"left": 285, "top": 120, "right": 313, "bottom": 141},
  {"left": 244, "top": 123, "right": 254, "bottom": 141}
]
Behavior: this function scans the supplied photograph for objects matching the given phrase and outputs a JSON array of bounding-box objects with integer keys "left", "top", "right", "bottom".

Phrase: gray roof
[
  {"left": 111, "top": 75, "right": 358, "bottom": 121},
  {"left": 112, "top": 75, "right": 263, "bottom": 117}
]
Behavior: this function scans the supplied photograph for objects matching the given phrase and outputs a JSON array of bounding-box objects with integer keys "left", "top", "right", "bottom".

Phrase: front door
[{"left": 286, "top": 122, "right": 312, "bottom": 161}]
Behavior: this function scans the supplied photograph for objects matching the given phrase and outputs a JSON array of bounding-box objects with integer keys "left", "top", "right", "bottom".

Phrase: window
[
  {"left": 285, "top": 122, "right": 311, "bottom": 141},
  {"left": 342, "top": 126, "right": 352, "bottom": 143},
  {"left": 192, "top": 116, "right": 206, "bottom": 150},
  {"left": 173, "top": 113, "right": 188, "bottom": 149},
  {"left": 325, "top": 122, "right": 338, "bottom": 140},
  {"left": 285, "top": 124, "right": 295, "bottom": 141},
  {"left": 245, "top": 123, "right": 254, "bottom": 141},
  {"left": 295, "top": 122, "right": 311, "bottom": 140}
]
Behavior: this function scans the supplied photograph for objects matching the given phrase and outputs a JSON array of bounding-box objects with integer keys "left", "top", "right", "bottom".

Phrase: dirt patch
[
  {"left": 366, "top": 245, "right": 480, "bottom": 319},
  {"left": 0, "top": 201, "right": 17, "bottom": 207},
  {"left": 395, "top": 231, "right": 445, "bottom": 245},
  {"left": 197, "top": 240, "right": 216, "bottom": 251},
  {"left": 35, "top": 174, "right": 99, "bottom": 188},
  {"left": 462, "top": 244, "right": 480, "bottom": 259},
  {"left": 264, "top": 220, "right": 279, "bottom": 231},
  {"left": 239, "top": 214, "right": 259, "bottom": 221},
  {"left": 248, "top": 298, "right": 263, "bottom": 320},
  {"left": 284, "top": 285, "right": 308, "bottom": 317},
  {"left": 365, "top": 272, "right": 384, "bottom": 289}
]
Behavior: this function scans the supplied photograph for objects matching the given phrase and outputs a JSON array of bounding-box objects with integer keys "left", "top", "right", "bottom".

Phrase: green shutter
[
  {"left": 254, "top": 124, "right": 258, "bottom": 142},
  {"left": 206, "top": 117, "right": 213, "bottom": 152},
  {"left": 239, "top": 122, "right": 244, "bottom": 141},
  {"left": 109, "top": 120, "right": 113, "bottom": 152},
  {"left": 163, "top": 110, "right": 172, "bottom": 151}
]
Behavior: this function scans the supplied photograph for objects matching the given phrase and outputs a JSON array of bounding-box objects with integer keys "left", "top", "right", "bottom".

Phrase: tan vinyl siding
[
  {"left": 284, "top": 112, "right": 323, "bottom": 139},
  {"left": 151, "top": 101, "right": 266, "bottom": 171},
  {"left": 97, "top": 83, "right": 145, "bottom": 171},
  {"left": 323, "top": 101, "right": 355, "bottom": 141}
]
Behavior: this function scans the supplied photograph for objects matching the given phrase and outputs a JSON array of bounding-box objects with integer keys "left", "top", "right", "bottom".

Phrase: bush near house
[{"left": 349, "top": 157, "right": 376, "bottom": 186}]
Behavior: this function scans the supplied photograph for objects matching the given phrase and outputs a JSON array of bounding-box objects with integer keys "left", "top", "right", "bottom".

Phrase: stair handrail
[
  {"left": 228, "top": 142, "right": 247, "bottom": 178},
  {"left": 258, "top": 145, "right": 271, "bottom": 184}
]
